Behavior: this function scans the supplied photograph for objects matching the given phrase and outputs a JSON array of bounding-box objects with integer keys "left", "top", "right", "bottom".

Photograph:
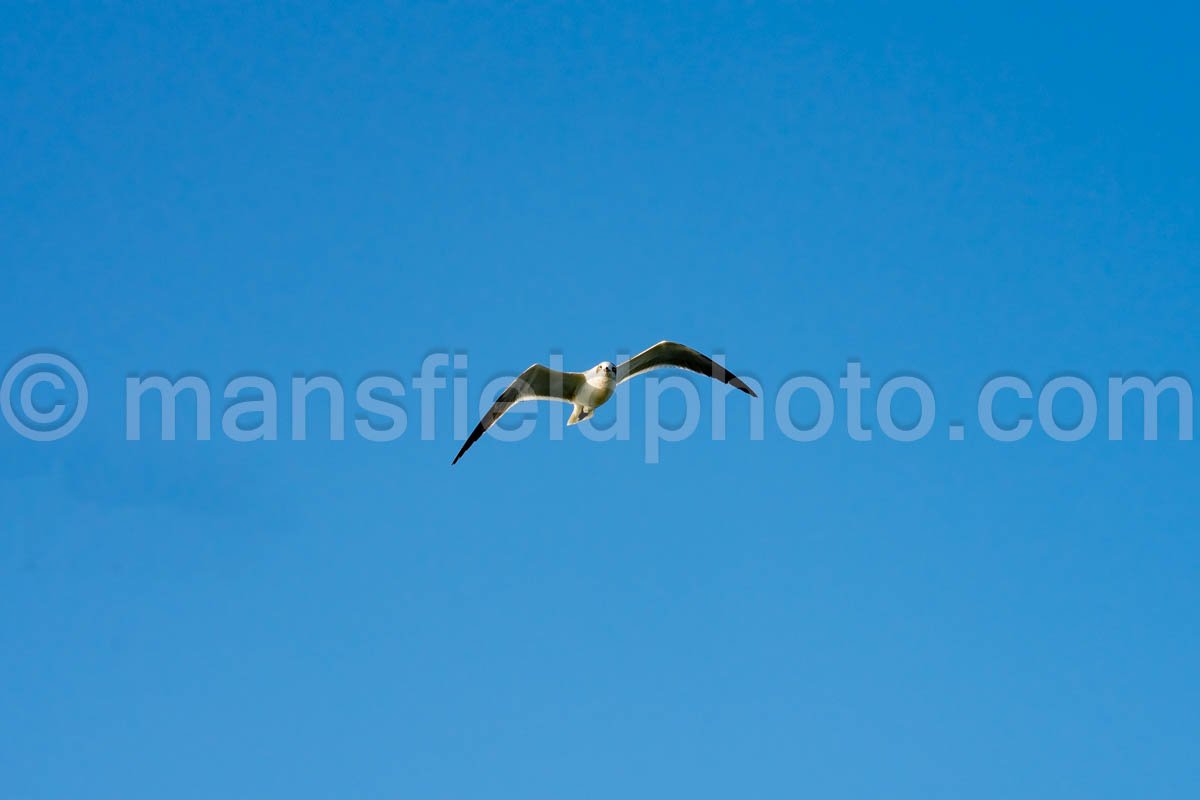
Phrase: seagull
[{"left": 452, "top": 340, "right": 757, "bottom": 464}]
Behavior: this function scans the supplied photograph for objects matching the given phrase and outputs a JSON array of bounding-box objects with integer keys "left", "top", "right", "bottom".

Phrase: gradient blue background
[{"left": 2, "top": 3, "right": 1198, "bottom": 797}]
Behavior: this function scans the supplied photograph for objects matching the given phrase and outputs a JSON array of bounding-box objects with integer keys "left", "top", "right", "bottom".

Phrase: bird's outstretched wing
[
  {"left": 452, "top": 364, "right": 584, "bottom": 464},
  {"left": 615, "top": 341, "right": 757, "bottom": 396}
]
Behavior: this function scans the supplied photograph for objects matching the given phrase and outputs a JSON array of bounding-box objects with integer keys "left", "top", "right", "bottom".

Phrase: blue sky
[{"left": 2, "top": 3, "right": 1198, "bottom": 797}]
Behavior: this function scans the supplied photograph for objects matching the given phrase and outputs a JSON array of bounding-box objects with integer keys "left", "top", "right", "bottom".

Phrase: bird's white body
[{"left": 569, "top": 362, "right": 617, "bottom": 424}]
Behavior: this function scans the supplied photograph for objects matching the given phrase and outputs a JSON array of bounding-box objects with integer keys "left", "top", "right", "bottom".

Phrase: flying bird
[{"left": 452, "top": 340, "right": 757, "bottom": 464}]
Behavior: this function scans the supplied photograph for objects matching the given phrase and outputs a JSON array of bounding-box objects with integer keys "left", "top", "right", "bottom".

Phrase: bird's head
[{"left": 593, "top": 361, "right": 617, "bottom": 379}]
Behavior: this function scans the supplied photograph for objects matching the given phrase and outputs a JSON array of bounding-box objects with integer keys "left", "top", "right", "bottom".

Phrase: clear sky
[{"left": 2, "top": 3, "right": 1198, "bottom": 798}]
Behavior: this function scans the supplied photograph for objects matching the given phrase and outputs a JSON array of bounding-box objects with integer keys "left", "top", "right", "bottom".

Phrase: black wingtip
[{"left": 726, "top": 375, "right": 757, "bottom": 397}]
